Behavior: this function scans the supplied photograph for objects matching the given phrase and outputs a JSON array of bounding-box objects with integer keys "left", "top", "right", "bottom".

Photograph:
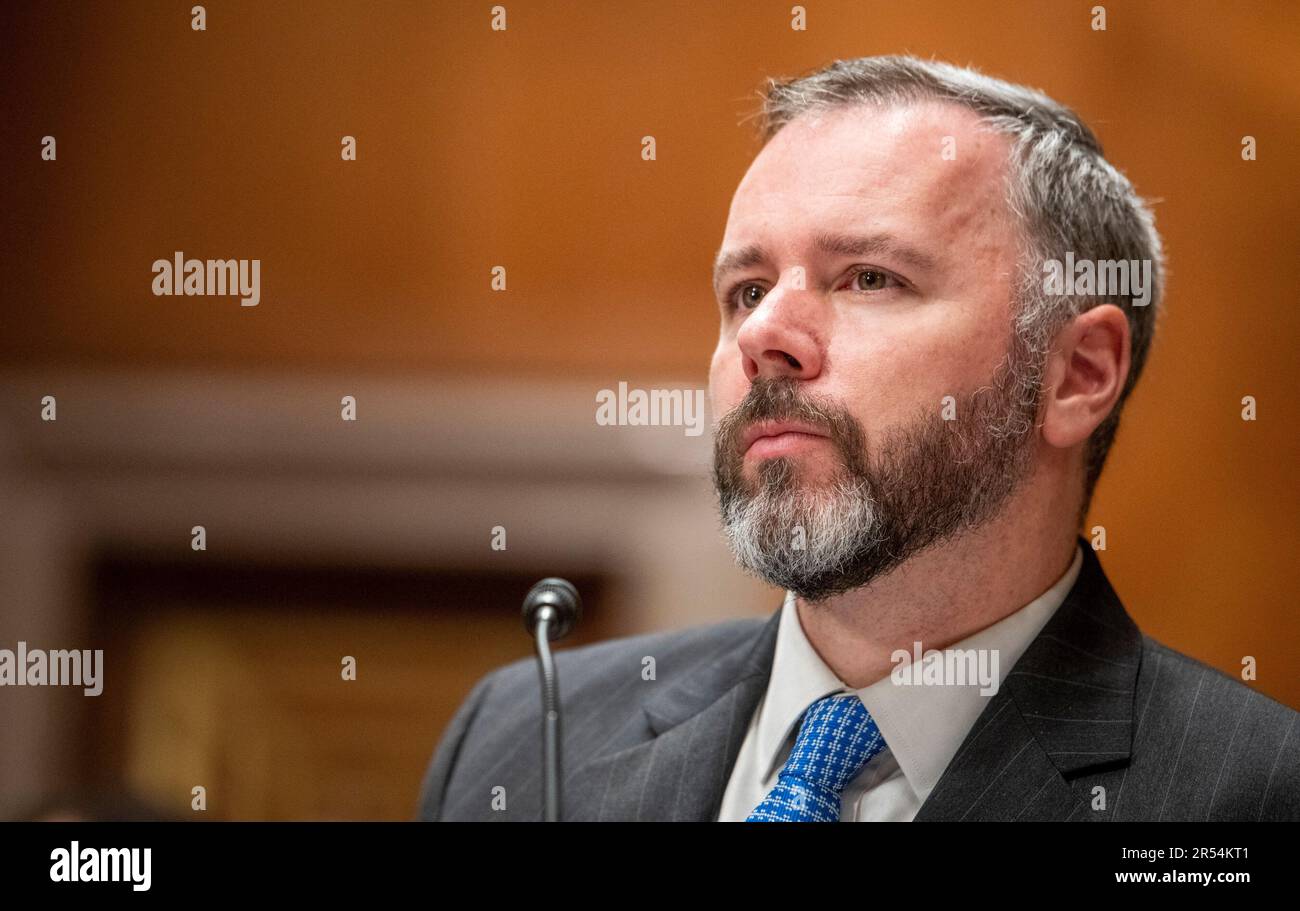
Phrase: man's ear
[{"left": 1040, "top": 304, "right": 1131, "bottom": 450}]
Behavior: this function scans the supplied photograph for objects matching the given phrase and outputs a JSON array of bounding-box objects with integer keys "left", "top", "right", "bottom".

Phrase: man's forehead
[
  {"left": 728, "top": 100, "right": 1011, "bottom": 222},
  {"left": 717, "top": 101, "right": 1017, "bottom": 281}
]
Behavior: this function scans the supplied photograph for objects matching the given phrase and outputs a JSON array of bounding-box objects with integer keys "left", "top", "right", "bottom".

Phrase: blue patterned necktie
[{"left": 746, "top": 692, "right": 887, "bottom": 822}]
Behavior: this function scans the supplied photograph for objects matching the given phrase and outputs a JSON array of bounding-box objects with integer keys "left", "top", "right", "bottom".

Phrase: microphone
[{"left": 522, "top": 577, "right": 582, "bottom": 822}]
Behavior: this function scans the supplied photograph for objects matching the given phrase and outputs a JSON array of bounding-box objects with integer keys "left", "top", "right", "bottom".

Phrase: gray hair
[{"left": 754, "top": 55, "right": 1165, "bottom": 513}]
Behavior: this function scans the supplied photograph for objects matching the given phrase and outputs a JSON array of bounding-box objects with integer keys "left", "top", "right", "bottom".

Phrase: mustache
[{"left": 712, "top": 377, "right": 868, "bottom": 475}]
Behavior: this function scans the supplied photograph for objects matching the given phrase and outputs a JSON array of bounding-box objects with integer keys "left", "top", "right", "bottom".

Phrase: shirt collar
[{"left": 753, "top": 542, "right": 1084, "bottom": 802}]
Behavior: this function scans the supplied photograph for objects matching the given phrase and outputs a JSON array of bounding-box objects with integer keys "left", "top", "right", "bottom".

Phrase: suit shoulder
[
  {"left": 1140, "top": 633, "right": 1299, "bottom": 718},
  {"left": 1129, "top": 634, "right": 1300, "bottom": 820},
  {"left": 479, "top": 614, "right": 769, "bottom": 699}
]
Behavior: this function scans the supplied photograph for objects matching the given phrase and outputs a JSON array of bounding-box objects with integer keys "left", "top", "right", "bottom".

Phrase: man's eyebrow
[
  {"left": 711, "top": 244, "right": 769, "bottom": 295},
  {"left": 711, "top": 231, "right": 938, "bottom": 296},
  {"left": 811, "top": 231, "right": 938, "bottom": 273}
]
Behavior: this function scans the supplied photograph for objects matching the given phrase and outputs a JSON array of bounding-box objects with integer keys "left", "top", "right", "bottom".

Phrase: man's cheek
[
  {"left": 708, "top": 359, "right": 745, "bottom": 417},
  {"left": 838, "top": 344, "right": 975, "bottom": 418}
]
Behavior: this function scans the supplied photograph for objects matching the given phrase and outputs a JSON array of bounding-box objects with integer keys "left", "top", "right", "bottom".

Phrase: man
[{"left": 417, "top": 56, "right": 1299, "bottom": 821}]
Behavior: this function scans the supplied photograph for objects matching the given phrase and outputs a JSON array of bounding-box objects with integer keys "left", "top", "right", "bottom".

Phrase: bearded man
[{"left": 418, "top": 56, "right": 1300, "bottom": 822}]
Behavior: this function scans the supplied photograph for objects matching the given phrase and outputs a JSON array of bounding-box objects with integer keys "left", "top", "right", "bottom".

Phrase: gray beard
[{"left": 711, "top": 341, "right": 1043, "bottom": 602}]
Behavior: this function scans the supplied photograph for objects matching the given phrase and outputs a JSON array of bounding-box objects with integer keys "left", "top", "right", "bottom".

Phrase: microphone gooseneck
[{"left": 522, "top": 577, "right": 582, "bottom": 822}]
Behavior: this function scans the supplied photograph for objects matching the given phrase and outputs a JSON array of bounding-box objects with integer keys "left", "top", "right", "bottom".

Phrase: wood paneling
[{"left": 91, "top": 558, "right": 612, "bottom": 820}]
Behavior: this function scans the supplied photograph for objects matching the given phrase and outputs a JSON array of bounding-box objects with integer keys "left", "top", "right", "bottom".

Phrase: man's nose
[{"left": 735, "top": 280, "right": 823, "bottom": 383}]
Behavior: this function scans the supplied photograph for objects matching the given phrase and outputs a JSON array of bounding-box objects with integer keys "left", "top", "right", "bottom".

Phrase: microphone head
[{"left": 522, "top": 577, "right": 582, "bottom": 641}]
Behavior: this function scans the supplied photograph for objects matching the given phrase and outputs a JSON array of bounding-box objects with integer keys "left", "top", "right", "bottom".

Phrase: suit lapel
[
  {"left": 915, "top": 541, "right": 1143, "bottom": 820},
  {"left": 565, "top": 609, "right": 782, "bottom": 821}
]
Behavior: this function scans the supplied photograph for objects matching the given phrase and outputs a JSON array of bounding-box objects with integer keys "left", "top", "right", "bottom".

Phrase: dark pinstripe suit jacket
[{"left": 417, "top": 543, "right": 1300, "bottom": 821}]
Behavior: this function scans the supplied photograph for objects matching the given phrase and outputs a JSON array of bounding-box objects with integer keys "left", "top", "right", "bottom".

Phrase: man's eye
[
  {"left": 733, "top": 283, "right": 766, "bottom": 309},
  {"left": 850, "top": 268, "right": 897, "bottom": 292}
]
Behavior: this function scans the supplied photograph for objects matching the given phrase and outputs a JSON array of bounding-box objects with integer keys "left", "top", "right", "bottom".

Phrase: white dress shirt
[{"left": 717, "top": 542, "right": 1083, "bottom": 821}]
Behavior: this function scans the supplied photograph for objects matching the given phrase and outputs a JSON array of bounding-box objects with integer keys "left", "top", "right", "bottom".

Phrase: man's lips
[{"left": 741, "top": 420, "right": 831, "bottom": 459}]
